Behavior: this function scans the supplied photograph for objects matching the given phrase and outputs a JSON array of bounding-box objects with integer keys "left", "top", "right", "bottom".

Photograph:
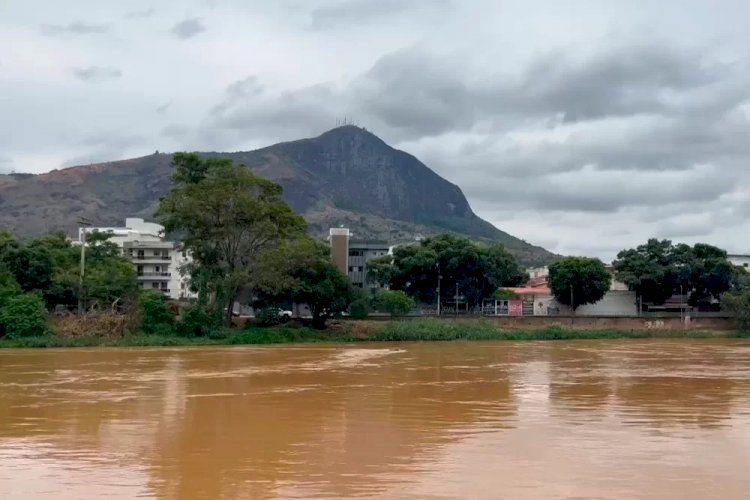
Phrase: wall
[
  {"left": 485, "top": 315, "right": 735, "bottom": 331},
  {"left": 575, "top": 291, "right": 637, "bottom": 316}
]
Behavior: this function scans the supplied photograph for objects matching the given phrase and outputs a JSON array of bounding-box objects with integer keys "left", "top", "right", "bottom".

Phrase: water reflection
[{"left": 1, "top": 340, "right": 750, "bottom": 498}]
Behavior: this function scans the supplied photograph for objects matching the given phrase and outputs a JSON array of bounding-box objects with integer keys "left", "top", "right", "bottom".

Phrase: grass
[
  {"left": 0, "top": 319, "right": 738, "bottom": 348},
  {"left": 367, "top": 320, "right": 729, "bottom": 341}
]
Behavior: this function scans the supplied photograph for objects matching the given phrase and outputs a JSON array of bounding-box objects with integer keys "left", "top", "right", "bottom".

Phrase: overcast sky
[{"left": 3, "top": 0, "right": 750, "bottom": 260}]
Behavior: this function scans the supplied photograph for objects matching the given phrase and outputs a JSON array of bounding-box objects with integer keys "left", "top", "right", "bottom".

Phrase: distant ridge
[{"left": 0, "top": 126, "right": 555, "bottom": 265}]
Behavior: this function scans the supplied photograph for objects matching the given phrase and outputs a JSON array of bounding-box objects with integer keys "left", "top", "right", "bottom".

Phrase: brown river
[{"left": 1, "top": 340, "right": 750, "bottom": 499}]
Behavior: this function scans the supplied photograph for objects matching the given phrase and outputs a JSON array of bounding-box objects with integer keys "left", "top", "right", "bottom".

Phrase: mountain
[{"left": 0, "top": 126, "right": 555, "bottom": 265}]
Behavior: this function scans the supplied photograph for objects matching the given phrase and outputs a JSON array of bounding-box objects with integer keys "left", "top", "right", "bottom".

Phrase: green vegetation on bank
[{"left": 0, "top": 321, "right": 737, "bottom": 348}]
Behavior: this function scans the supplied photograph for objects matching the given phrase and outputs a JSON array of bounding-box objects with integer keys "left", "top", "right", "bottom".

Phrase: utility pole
[
  {"left": 436, "top": 263, "right": 441, "bottom": 316},
  {"left": 78, "top": 217, "right": 93, "bottom": 315}
]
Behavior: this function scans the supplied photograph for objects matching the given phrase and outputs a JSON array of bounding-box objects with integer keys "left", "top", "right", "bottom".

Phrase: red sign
[{"left": 509, "top": 300, "right": 524, "bottom": 316}]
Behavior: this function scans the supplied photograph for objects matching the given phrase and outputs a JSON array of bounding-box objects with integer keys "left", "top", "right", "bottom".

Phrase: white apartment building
[{"left": 78, "top": 218, "right": 195, "bottom": 300}]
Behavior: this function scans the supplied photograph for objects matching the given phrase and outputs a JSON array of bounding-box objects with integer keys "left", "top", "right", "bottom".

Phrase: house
[
  {"left": 487, "top": 262, "right": 637, "bottom": 316},
  {"left": 77, "top": 218, "right": 194, "bottom": 301}
]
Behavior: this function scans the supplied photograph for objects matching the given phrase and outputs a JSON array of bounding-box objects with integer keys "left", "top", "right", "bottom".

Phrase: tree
[
  {"left": 1, "top": 244, "right": 54, "bottom": 293},
  {"left": 0, "top": 271, "right": 21, "bottom": 307},
  {"left": 373, "top": 290, "right": 415, "bottom": 318},
  {"left": 614, "top": 239, "right": 675, "bottom": 306},
  {"left": 256, "top": 238, "right": 355, "bottom": 329},
  {"left": 367, "top": 255, "right": 395, "bottom": 287},
  {"left": 32, "top": 232, "right": 138, "bottom": 310},
  {"left": 157, "top": 153, "right": 306, "bottom": 326},
  {"left": 371, "top": 234, "right": 525, "bottom": 309},
  {"left": 290, "top": 258, "right": 354, "bottom": 329},
  {"left": 614, "top": 239, "right": 735, "bottom": 308},
  {"left": 548, "top": 257, "right": 611, "bottom": 311}
]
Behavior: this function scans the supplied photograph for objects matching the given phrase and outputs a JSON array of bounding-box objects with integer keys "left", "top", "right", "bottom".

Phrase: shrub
[
  {"left": 0, "top": 293, "right": 49, "bottom": 338},
  {"left": 256, "top": 307, "right": 282, "bottom": 326},
  {"left": 373, "top": 290, "right": 415, "bottom": 318},
  {"left": 175, "top": 305, "right": 222, "bottom": 337},
  {"left": 139, "top": 290, "right": 175, "bottom": 334},
  {"left": 348, "top": 297, "right": 371, "bottom": 319}
]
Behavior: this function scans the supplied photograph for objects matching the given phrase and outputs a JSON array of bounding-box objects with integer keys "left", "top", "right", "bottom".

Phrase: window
[
  {"left": 744, "top": 263, "right": 749, "bottom": 268},
  {"left": 349, "top": 250, "right": 363, "bottom": 257},
  {"left": 358, "top": 266, "right": 363, "bottom": 272},
  {"left": 152, "top": 282, "right": 159, "bottom": 289},
  {"left": 155, "top": 266, "right": 160, "bottom": 273},
  {"left": 348, "top": 266, "right": 354, "bottom": 272}
]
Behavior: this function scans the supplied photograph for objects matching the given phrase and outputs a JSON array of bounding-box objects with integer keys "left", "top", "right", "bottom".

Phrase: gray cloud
[
  {"left": 8, "top": 1, "right": 750, "bottom": 258},
  {"left": 161, "top": 124, "right": 191, "bottom": 139},
  {"left": 170, "top": 18, "right": 206, "bottom": 39},
  {"left": 124, "top": 8, "right": 156, "bottom": 19},
  {"left": 72, "top": 66, "right": 123, "bottom": 82},
  {"left": 40, "top": 22, "right": 108, "bottom": 36},
  {"left": 310, "top": 0, "right": 451, "bottom": 29}
]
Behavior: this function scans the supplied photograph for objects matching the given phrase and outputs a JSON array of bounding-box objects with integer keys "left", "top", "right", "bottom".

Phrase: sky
[{"left": 3, "top": 0, "right": 750, "bottom": 260}]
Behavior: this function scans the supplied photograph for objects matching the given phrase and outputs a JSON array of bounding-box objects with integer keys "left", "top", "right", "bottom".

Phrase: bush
[
  {"left": 139, "top": 290, "right": 175, "bottom": 334},
  {"left": 373, "top": 290, "right": 415, "bottom": 318},
  {"left": 348, "top": 297, "right": 371, "bottom": 319},
  {"left": 256, "top": 307, "right": 282, "bottom": 326},
  {"left": 0, "top": 293, "right": 49, "bottom": 338},
  {"left": 175, "top": 305, "right": 222, "bottom": 337}
]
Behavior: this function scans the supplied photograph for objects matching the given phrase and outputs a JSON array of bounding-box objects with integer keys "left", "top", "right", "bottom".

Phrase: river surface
[{"left": 1, "top": 340, "right": 750, "bottom": 499}]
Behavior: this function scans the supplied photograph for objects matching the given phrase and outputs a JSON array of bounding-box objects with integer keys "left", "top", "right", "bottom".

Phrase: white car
[{"left": 277, "top": 309, "right": 293, "bottom": 319}]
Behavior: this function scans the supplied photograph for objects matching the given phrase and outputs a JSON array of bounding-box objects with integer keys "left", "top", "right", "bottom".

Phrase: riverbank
[{"left": 0, "top": 320, "right": 743, "bottom": 348}]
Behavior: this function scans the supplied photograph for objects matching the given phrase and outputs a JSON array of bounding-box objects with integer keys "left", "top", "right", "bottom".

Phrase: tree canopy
[
  {"left": 157, "top": 152, "right": 307, "bottom": 325},
  {"left": 614, "top": 239, "right": 735, "bottom": 307},
  {"left": 0, "top": 231, "right": 137, "bottom": 312},
  {"left": 368, "top": 234, "right": 526, "bottom": 309},
  {"left": 548, "top": 257, "right": 611, "bottom": 311},
  {"left": 256, "top": 238, "right": 355, "bottom": 328}
]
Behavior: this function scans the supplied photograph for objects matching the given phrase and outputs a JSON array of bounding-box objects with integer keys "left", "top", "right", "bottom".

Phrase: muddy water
[{"left": 1, "top": 340, "right": 750, "bottom": 499}]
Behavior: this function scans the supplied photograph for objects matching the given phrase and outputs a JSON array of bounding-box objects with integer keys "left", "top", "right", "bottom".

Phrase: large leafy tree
[
  {"left": 548, "top": 257, "right": 611, "bottom": 311},
  {"left": 157, "top": 153, "right": 306, "bottom": 325},
  {"left": 257, "top": 238, "right": 354, "bottom": 328},
  {"left": 614, "top": 239, "right": 735, "bottom": 307},
  {"left": 370, "top": 234, "right": 525, "bottom": 309}
]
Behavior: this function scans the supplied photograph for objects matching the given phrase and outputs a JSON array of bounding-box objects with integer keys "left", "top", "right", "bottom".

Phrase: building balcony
[
  {"left": 137, "top": 272, "right": 172, "bottom": 279},
  {"left": 131, "top": 255, "right": 172, "bottom": 262}
]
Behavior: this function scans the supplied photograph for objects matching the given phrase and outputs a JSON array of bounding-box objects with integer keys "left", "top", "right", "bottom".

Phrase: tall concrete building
[
  {"left": 329, "top": 228, "right": 390, "bottom": 289},
  {"left": 78, "top": 218, "right": 195, "bottom": 300}
]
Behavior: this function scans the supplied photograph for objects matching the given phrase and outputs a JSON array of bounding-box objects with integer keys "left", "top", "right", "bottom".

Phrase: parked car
[{"left": 277, "top": 309, "right": 293, "bottom": 319}]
